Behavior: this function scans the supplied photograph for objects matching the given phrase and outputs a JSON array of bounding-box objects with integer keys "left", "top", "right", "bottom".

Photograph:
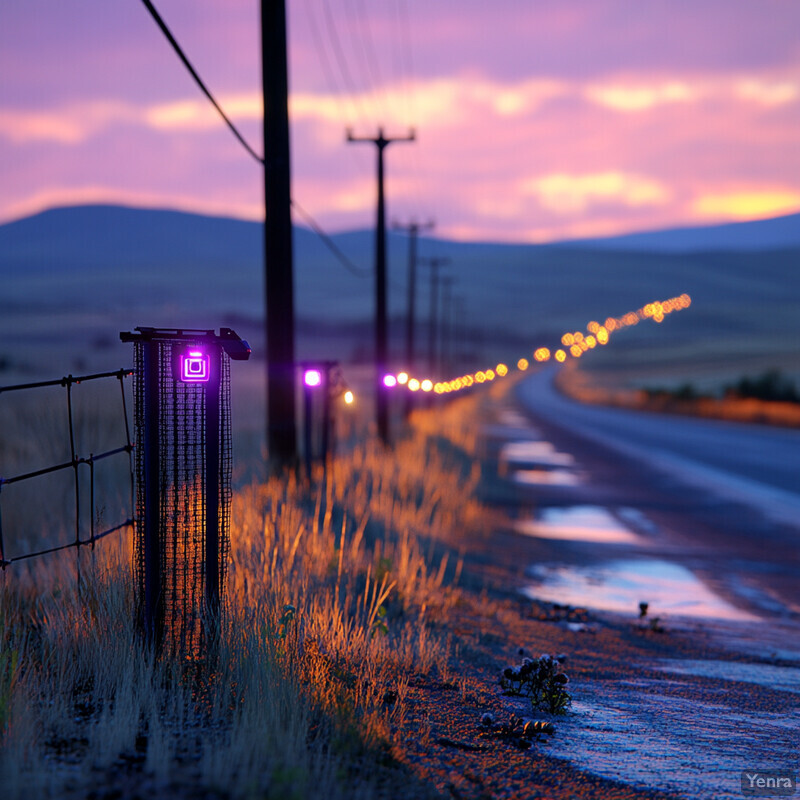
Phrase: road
[
  {"left": 516, "top": 366, "right": 800, "bottom": 528},
  {"left": 482, "top": 368, "right": 800, "bottom": 798}
]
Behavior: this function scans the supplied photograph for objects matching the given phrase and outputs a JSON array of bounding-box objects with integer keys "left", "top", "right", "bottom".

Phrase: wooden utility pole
[
  {"left": 262, "top": 0, "right": 297, "bottom": 467},
  {"left": 440, "top": 275, "right": 456, "bottom": 376},
  {"left": 420, "top": 256, "right": 450, "bottom": 376},
  {"left": 393, "top": 219, "right": 434, "bottom": 375},
  {"left": 347, "top": 127, "right": 415, "bottom": 444}
]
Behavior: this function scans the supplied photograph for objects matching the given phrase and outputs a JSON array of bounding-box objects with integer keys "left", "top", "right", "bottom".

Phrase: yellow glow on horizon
[
  {"left": 524, "top": 171, "right": 669, "bottom": 213},
  {"left": 692, "top": 190, "right": 800, "bottom": 220}
]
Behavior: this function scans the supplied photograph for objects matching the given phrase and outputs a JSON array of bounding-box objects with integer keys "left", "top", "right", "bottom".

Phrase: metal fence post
[{"left": 120, "top": 327, "right": 249, "bottom": 655}]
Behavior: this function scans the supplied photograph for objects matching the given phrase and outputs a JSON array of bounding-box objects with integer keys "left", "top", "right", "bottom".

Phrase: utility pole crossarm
[
  {"left": 346, "top": 126, "right": 417, "bottom": 444},
  {"left": 346, "top": 128, "right": 416, "bottom": 145}
]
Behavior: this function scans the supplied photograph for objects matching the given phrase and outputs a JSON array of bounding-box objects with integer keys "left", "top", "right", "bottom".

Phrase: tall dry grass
[{"left": 0, "top": 396, "right": 489, "bottom": 799}]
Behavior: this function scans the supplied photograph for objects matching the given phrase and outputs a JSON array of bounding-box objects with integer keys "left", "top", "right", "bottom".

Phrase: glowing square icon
[{"left": 180, "top": 349, "right": 210, "bottom": 383}]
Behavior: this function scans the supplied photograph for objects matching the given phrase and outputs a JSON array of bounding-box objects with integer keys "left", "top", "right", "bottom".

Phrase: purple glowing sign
[
  {"left": 304, "top": 369, "right": 323, "bottom": 387},
  {"left": 179, "top": 349, "right": 210, "bottom": 383}
]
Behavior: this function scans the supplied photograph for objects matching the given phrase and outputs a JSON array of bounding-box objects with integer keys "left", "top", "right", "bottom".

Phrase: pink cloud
[{"left": 1, "top": 0, "right": 800, "bottom": 241}]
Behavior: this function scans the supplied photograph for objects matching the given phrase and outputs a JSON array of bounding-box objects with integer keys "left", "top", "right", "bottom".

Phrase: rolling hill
[{"left": 1, "top": 204, "right": 799, "bottom": 391}]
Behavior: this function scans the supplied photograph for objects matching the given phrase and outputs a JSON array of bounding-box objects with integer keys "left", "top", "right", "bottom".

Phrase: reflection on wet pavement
[
  {"left": 657, "top": 659, "right": 800, "bottom": 694},
  {"left": 524, "top": 558, "right": 759, "bottom": 622},
  {"left": 512, "top": 468, "right": 583, "bottom": 486},
  {"left": 500, "top": 440, "right": 575, "bottom": 466},
  {"left": 515, "top": 505, "right": 643, "bottom": 544}
]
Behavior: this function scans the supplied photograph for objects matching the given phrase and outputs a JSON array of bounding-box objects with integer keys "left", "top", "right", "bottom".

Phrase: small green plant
[
  {"left": 277, "top": 604, "right": 296, "bottom": 639},
  {"left": 637, "top": 601, "right": 664, "bottom": 633},
  {"left": 499, "top": 653, "right": 571, "bottom": 714},
  {"left": 479, "top": 713, "right": 554, "bottom": 750},
  {"left": 370, "top": 604, "right": 388, "bottom": 638}
]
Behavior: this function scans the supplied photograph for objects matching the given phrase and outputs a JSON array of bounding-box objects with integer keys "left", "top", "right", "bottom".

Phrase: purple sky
[{"left": 1, "top": 0, "right": 799, "bottom": 242}]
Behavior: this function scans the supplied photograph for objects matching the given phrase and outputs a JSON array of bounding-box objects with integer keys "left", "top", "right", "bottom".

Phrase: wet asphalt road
[{"left": 511, "top": 367, "right": 800, "bottom": 618}]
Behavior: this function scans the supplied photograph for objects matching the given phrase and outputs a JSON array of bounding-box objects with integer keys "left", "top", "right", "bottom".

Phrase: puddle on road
[
  {"left": 512, "top": 468, "right": 583, "bottom": 486},
  {"left": 515, "top": 506, "right": 643, "bottom": 544},
  {"left": 499, "top": 440, "right": 575, "bottom": 467},
  {"left": 524, "top": 558, "right": 759, "bottom": 621},
  {"left": 657, "top": 659, "right": 800, "bottom": 694},
  {"left": 497, "top": 409, "right": 535, "bottom": 428}
]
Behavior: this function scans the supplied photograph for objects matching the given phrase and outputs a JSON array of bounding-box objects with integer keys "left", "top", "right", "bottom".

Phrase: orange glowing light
[
  {"left": 555, "top": 349, "right": 566, "bottom": 362},
  {"left": 597, "top": 327, "right": 609, "bottom": 344},
  {"left": 496, "top": 363, "right": 508, "bottom": 376},
  {"left": 421, "top": 379, "right": 433, "bottom": 392},
  {"left": 397, "top": 371, "right": 409, "bottom": 385},
  {"left": 587, "top": 321, "right": 600, "bottom": 334},
  {"left": 408, "top": 378, "right": 421, "bottom": 392},
  {"left": 605, "top": 318, "right": 617, "bottom": 331},
  {"left": 344, "top": 390, "right": 354, "bottom": 405},
  {"left": 573, "top": 331, "right": 584, "bottom": 343},
  {"left": 570, "top": 344, "right": 583, "bottom": 358},
  {"left": 486, "top": 369, "right": 496, "bottom": 380},
  {"left": 475, "top": 372, "right": 486, "bottom": 383},
  {"left": 586, "top": 335, "right": 597, "bottom": 348},
  {"left": 517, "top": 358, "right": 529, "bottom": 371},
  {"left": 561, "top": 333, "right": 575, "bottom": 346}
]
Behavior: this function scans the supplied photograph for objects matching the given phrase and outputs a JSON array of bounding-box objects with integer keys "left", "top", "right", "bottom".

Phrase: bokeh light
[
  {"left": 304, "top": 369, "right": 322, "bottom": 387},
  {"left": 383, "top": 293, "right": 690, "bottom": 397}
]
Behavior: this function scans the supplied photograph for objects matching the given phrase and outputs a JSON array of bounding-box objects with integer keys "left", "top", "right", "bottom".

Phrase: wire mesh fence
[{"left": 0, "top": 368, "right": 135, "bottom": 572}]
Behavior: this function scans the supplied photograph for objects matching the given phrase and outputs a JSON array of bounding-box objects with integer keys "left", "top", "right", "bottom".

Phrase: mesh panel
[{"left": 133, "top": 339, "right": 231, "bottom": 655}]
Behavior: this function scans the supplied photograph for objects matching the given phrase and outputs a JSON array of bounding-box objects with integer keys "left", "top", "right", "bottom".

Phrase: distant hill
[
  {"left": 557, "top": 212, "right": 800, "bottom": 252},
  {"left": 1, "top": 204, "right": 799, "bottom": 388}
]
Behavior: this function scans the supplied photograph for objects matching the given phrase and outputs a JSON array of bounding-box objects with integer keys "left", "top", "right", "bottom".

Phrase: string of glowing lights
[{"left": 378, "top": 293, "right": 692, "bottom": 397}]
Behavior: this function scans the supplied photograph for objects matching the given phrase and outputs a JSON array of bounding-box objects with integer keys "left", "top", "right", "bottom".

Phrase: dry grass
[{"left": 0, "top": 397, "right": 490, "bottom": 799}]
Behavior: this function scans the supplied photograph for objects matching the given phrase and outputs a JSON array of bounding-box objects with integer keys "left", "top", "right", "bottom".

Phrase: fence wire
[{"left": 0, "top": 368, "right": 135, "bottom": 570}]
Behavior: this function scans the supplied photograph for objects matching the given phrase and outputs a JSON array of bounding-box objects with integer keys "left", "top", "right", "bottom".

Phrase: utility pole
[
  {"left": 347, "top": 127, "right": 415, "bottom": 444},
  {"left": 392, "top": 219, "right": 434, "bottom": 376},
  {"left": 262, "top": 0, "right": 297, "bottom": 468},
  {"left": 420, "top": 256, "right": 450, "bottom": 376},
  {"left": 440, "top": 275, "right": 456, "bottom": 376}
]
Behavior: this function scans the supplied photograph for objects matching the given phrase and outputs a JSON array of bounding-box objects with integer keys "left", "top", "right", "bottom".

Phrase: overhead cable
[
  {"left": 291, "top": 200, "right": 370, "bottom": 278},
  {"left": 139, "top": 0, "right": 264, "bottom": 165},
  {"left": 139, "top": 0, "right": 370, "bottom": 281}
]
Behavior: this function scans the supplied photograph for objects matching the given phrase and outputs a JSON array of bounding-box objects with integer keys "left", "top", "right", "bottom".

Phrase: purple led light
[
  {"left": 304, "top": 369, "right": 323, "bottom": 387},
  {"left": 179, "top": 349, "right": 210, "bottom": 383},
  {"left": 383, "top": 374, "right": 397, "bottom": 388}
]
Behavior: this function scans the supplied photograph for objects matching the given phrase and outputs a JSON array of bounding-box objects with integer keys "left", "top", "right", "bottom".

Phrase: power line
[
  {"left": 291, "top": 200, "right": 370, "bottom": 278},
  {"left": 321, "top": 0, "right": 371, "bottom": 124},
  {"left": 138, "top": 0, "right": 264, "bottom": 166},
  {"left": 139, "top": 0, "right": 369, "bottom": 284},
  {"left": 345, "top": 0, "right": 387, "bottom": 122}
]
